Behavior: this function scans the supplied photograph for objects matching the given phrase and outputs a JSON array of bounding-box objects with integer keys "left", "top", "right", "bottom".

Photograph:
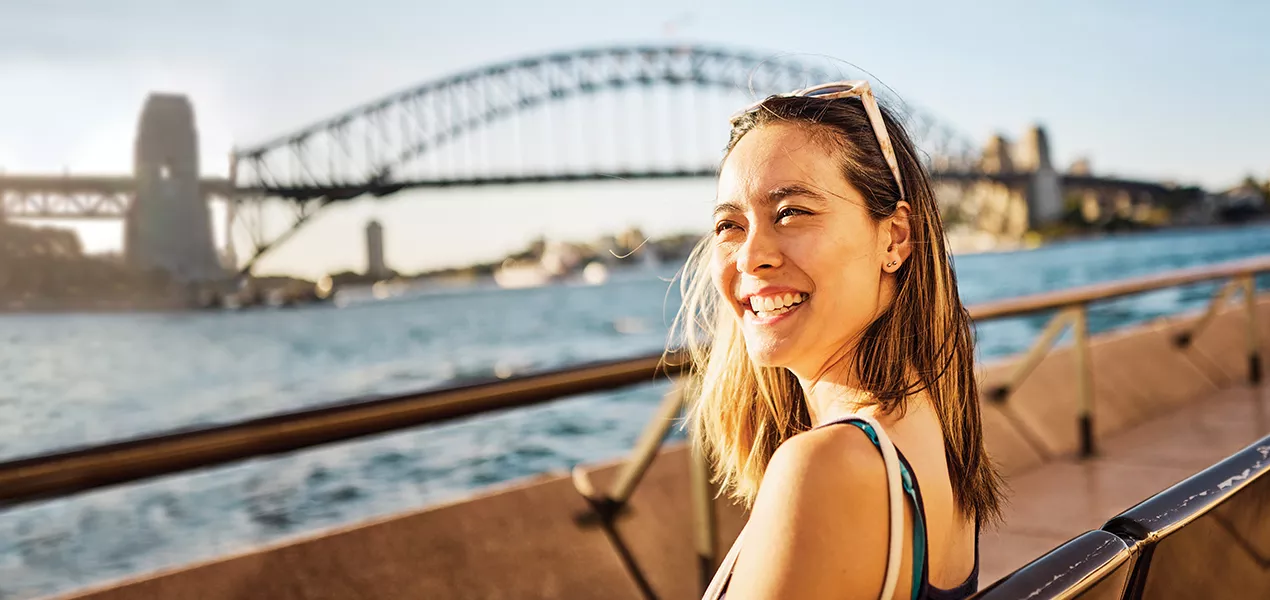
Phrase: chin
[{"left": 744, "top": 339, "right": 794, "bottom": 369}]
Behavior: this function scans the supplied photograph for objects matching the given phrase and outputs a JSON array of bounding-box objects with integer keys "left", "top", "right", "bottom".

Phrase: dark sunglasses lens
[{"left": 805, "top": 86, "right": 854, "bottom": 97}]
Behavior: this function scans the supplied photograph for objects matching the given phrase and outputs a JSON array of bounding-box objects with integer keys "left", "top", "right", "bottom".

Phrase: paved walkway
[{"left": 978, "top": 381, "right": 1270, "bottom": 583}]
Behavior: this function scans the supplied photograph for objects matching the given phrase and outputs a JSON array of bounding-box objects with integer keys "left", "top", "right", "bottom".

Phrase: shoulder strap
[
  {"left": 815, "top": 415, "right": 922, "bottom": 599},
  {"left": 701, "top": 524, "right": 745, "bottom": 599},
  {"left": 699, "top": 414, "right": 910, "bottom": 600},
  {"left": 847, "top": 414, "right": 907, "bottom": 600}
]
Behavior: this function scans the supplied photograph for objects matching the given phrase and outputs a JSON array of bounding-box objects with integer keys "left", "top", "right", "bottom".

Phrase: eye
[
  {"left": 777, "top": 206, "right": 809, "bottom": 222},
  {"left": 714, "top": 221, "right": 740, "bottom": 235}
]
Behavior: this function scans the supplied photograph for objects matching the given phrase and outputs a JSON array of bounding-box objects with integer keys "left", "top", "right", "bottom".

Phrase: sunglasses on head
[{"left": 729, "top": 80, "right": 905, "bottom": 201}]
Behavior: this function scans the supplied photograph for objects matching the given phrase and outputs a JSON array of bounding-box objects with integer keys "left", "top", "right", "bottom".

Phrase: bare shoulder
[
  {"left": 726, "top": 422, "right": 897, "bottom": 599},
  {"left": 754, "top": 423, "right": 891, "bottom": 530},
  {"left": 764, "top": 423, "right": 888, "bottom": 493}
]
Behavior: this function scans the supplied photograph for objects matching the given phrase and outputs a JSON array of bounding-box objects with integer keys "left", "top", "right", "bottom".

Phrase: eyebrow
[{"left": 713, "top": 184, "right": 828, "bottom": 219}]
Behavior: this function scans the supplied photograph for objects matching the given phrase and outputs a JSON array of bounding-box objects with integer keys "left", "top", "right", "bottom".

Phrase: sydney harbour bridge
[{"left": 0, "top": 45, "right": 1184, "bottom": 281}]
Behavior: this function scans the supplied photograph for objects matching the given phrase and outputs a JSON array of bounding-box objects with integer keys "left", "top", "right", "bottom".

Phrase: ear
[{"left": 882, "top": 201, "right": 912, "bottom": 273}]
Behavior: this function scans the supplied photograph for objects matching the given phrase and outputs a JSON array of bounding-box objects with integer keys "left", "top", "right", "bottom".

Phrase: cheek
[
  {"left": 710, "top": 246, "right": 734, "bottom": 300},
  {"left": 799, "top": 239, "right": 881, "bottom": 315},
  {"left": 818, "top": 262, "right": 883, "bottom": 327},
  {"left": 794, "top": 234, "right": 858, "bottom": 284}
]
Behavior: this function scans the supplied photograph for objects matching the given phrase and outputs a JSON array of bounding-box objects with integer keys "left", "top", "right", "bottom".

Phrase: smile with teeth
[{"left": 748, "top": 292, "right": 809, "bottom": 317}]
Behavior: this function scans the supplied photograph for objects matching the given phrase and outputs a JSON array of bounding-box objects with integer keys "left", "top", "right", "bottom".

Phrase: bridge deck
[{"left": 980, "top": 381, "right": 1270, "bottom": 582}]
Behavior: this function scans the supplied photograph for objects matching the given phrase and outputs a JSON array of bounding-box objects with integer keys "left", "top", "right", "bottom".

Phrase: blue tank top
[{"left": 719, "top": 416, "right": 980, "bottom": 600}]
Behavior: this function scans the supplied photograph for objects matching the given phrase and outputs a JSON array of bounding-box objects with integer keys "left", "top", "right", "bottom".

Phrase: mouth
[{"left": 742, "top": 292, "right": 809, "bottom": 325}]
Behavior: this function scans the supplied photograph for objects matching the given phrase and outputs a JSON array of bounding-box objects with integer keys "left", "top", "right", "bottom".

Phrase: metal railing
[
  {"left": 973, "top": 431, "right": 1270, "bottom": 599},
  {"left": 0, "top": 354, "right": 686, "bottom": 504},
  {"left": 978, "top": 256, "right": 1268, "bottom": 458},
  {"left": 1, "top": 255, "right": 1268, "bottom": 597}
]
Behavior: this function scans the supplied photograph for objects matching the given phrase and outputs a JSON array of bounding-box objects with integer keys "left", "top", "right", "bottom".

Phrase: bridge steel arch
[{"left": 229, "top": 45, "right": 982, "bottom": 273}]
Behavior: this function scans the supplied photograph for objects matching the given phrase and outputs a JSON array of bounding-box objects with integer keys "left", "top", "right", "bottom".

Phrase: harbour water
[{"left": 2, "top": 224, "right": 1270, "bottom": 599}]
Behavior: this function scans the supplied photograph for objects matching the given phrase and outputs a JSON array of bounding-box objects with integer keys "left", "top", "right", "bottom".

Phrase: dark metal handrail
[
  {"left": 970, "top": 255, "right": 1270, "bottom": 319},
  {"left": 0, "top": 353, "right": 684, "bottom": 505}
]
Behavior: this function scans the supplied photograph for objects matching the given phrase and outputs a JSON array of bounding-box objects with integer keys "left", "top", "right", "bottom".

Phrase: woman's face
[{"left": 711, "top": 123, "right": 898, "bottom": 378}]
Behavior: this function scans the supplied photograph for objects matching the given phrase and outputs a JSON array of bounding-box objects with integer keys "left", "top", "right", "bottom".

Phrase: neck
[
  {"left": 795, "top": 361, "right": 880, "bottom": 427},
  {"left": 795, "top": 280, "right": 902, "bottom": 426}
]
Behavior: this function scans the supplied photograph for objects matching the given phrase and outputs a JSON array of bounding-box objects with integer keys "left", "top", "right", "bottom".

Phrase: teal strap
[{"left": 842, "top": 421, "right": 927, "bottom": 600}]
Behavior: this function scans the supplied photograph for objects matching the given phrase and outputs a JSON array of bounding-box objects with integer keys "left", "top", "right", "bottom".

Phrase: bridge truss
[
  {"left": 229, "top": 45, "right": 985, "bottom": 273},
  {"left": 2, "top": 189, "right": 130, "bottom": 220},
  {"left": 0, "top": 176, "right": 234, "bottom": 221}
]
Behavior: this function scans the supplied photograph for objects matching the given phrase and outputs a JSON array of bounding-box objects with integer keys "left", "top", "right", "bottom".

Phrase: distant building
[
  {"left": 541, "top": 239, "right": 583, "bottom": 276},
  {"left": 366, "top": 220, "right": 388, "bottom": 279},
  {"left": 979, "top": 135, "right": 1015, "bottom": 175},
  {"left": 616, "top": 227, "right": 647, "bottom": 252},
  {"left": 614, "top": 226, "right": 659, "bottom": 265},
  {"left": 1211, "top": 183, "right": 1267, "bottom": 222}
]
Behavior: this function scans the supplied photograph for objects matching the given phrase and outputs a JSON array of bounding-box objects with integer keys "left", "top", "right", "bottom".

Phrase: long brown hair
[{"left": 667, "top": 94, "right": 1005, "bottom": 525}]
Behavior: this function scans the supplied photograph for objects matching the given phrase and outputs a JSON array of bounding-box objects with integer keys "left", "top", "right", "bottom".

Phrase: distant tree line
[{"left": 0, "top": 221, "right": 178, "bottom": 310}]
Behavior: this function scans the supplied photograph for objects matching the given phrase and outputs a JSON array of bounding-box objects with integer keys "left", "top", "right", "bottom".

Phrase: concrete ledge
[
  {"left": 62, "top": 469, "right": 641, "bottom": 599},
  {"left": 58, "top": 445, "right": 748, "bottom": 600}
]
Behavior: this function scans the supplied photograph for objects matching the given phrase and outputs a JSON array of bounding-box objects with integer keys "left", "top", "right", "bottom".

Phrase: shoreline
[
  {"left": 0, "top": 296, "right": 194, "bottom": 316},
  {"left": 6, "top": 221, "right": 1268, "bottom": 316}
]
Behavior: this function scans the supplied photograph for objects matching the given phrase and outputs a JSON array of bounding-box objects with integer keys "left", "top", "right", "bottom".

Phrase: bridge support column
[
  {"left": 126, "top": 94, "right": 222, "bottom": 283},
  {"left": 1023, "top": 126, "right": 1064, "bottom": 229}
]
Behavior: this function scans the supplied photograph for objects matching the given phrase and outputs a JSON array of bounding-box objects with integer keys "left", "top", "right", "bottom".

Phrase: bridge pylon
[{"left": 126, "top": 94, "right": 223, "bottom": 282}]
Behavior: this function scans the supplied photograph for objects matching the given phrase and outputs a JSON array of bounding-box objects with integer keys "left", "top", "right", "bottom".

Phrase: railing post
[
  {"left": 1073, "top": 304, "right": 1095, "bottom": 458},
  {"left": 606, "top": 381, "right": 686, "bottom": 504},
  {"left": 1174, "top": 279, "right": 1240, "bottom": 348},
  {"left": 1244, "top": 275, "right": 1262, "bottom": 385},
  {"left": 569, "top": 380, "right": 686, "bottom": 600},
  {"left": 989, "top": 308, "right": 1076, "bottom": 403},
  {"left": 689, "top": 440, "right": 717, "bottom": 594}
]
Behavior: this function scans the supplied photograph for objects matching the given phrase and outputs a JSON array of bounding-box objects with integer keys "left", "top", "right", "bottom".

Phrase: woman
[{"left": 670, "top": 81, "right": 1006, "bottom": 600}]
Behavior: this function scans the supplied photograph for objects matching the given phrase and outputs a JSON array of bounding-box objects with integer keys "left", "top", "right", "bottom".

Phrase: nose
[{"left": 735, "top": 225, "right": 782, "bottom": 274}]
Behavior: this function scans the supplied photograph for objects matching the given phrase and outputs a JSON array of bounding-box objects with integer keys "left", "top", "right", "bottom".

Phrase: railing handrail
[
  {"left": 968, "top": 254, "right": 1270, "bottom": 320},
  {"left": 1, "top": 254, "right": 1267, "bottom": 505},
  {"left": 0, "top": 354, "right": 685, "bottom": 504}
]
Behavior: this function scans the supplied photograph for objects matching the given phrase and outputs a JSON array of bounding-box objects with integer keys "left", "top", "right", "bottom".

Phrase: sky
[{"left": 1, "top": 0, "right": 1268, "bottom": 278}]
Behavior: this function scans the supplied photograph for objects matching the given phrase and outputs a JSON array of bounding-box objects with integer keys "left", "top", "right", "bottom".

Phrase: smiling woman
[{"left": 669, "top": 82, "right": 1006, "bottom": 600}]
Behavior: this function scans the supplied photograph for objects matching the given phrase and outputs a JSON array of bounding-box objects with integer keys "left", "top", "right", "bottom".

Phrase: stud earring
[{"left": 887, "top": 260, "right": 898, "bottom": 268}]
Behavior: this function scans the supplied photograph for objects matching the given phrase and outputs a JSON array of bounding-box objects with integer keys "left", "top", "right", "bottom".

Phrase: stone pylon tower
[
  {"left": 125, "top": 93, "right": 222, "bottom": 282},
  {"left": 1020, "top": 125, "right": 1064, "bottom": 229}
]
